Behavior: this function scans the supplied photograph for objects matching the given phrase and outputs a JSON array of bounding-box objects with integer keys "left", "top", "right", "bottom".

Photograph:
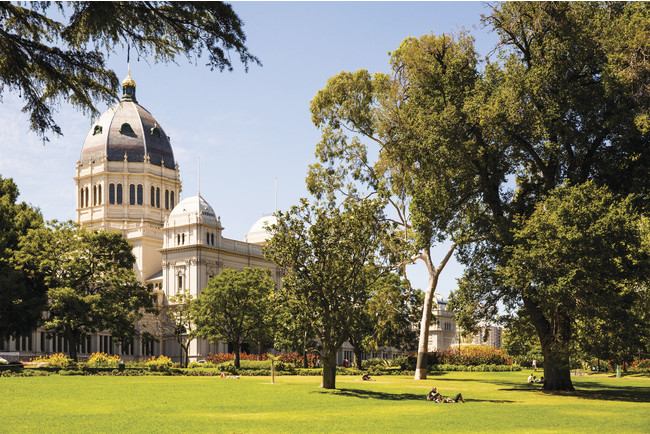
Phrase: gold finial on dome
[{"left": 122, "top": 70, "right": 136, "bottom": 88}]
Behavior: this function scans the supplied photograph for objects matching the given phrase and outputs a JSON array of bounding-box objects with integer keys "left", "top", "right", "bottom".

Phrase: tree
[
  {"left": 263, "top": 198, "right": 386, "bottom": 389},
  {"left": 0, "top": 2, "right": 260, "bottom": 139},
  {"left": 310, "top": 3, "right": 650, "bottom": 390},
  {"left": 498, "top": 183, "right": 650, "bottom": 385},
  {"left": 272, "top": 294, "right": 319, "bottom": 369},
  {"left": 14, "top": 221, "right": 156, "bottom": 361},
  {"left": 165, "top": 290, "right": 194, "bottom": 368},
  {"left": 347, "top": 272, "right": 422, "bottom": 369},
  {"left": 0, "top": 175, "right": 44, "bottom": 340},
  {"left": 190, "top": 267, "right": 275, "bottom": 369},
  {"left": 309, "top": 68, "right": 467, "bottom": 380}
]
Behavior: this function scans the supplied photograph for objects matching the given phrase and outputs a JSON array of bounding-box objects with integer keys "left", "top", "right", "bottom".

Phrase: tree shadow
[
  {"left": 315, "top": 388, "right": 424, "bottom": 401},
  {"left": 486, "top": 378, "right": 650, "bottom": 403},
  {"left": 315, "top": 388, "right": 518, "bottom": 403}
]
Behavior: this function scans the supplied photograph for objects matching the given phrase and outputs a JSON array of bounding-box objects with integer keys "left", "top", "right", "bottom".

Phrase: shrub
[
  {"left": 86, "top": 352, "right": 121, "bottom": 369},
  {"left": 30, "top": 353, "right": 70, "bottom": 367},
  {"left": 630, "top": 359, "right": 650, "bottom": 373},
  {"left": 391, "top": 355, "right": 416, "bottom": 370},
  {"left": 421, "top": 346, "right": 512, "bottom": 367},
  {"left": 145, "top": 355, "right": 173, "bottom": 372},
  {"left": 219, "top": 362, "right": 238, "bottom": 374},
  {"left": 362, "top": 358, "right": 391, "bottom": 370}
]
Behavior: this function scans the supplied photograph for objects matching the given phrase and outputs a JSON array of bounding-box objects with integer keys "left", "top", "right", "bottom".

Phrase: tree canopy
[
  {"left": 309, "top": 2, "right": 650, "bottom": 390},
  {"left": 190, "top": 267, "right": 276, "bottom": 369},
  {"left": 14, "top": 221, "right": 156, "bottom": 361},
  {"left": 263, "top": 198, "right": 387, "bottom": 389},
  {"left": 0, "top": 175, "right": 44, "bottom": 340},
  {"left": 0, "top": 1, "right": 260, "bottom": 139}
]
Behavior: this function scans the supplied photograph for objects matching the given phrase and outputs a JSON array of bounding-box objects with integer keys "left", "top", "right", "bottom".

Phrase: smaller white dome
[
  {"left": 167, "top": 194, "right": 218, "bottom": 227},
  {"left": 434, "top": 293, "right": 448, "bottom": 309},
  {"left": 245, "top": 215, "right": 277, "bottom": 245}
]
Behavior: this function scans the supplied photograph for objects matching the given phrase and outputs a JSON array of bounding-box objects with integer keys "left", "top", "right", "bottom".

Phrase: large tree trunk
[
  {"left": 321, "top": 351, "right": 337, "bottom": 389},
  {"left": 302, "top": 350, "right": 308, "bottom": 369},
  {"left": 415, "top": 245, "right": 456, "bottom": 380},
  {"left": 65, "top": 327, "right": 78, "bottom": 362},
  {"left": 524, "top": 297, "right": 574, "bottom": 391},
  {"left": 233, "top": 342, "right": 241, "bottom": 368},
  {"left": 354, "top": 346, "right": 363, "bottom": 370}
]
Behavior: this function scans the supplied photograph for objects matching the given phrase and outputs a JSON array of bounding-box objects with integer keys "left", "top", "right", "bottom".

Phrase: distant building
[{"left": 426, "top": 293, "right": 502, "bottom": 351}]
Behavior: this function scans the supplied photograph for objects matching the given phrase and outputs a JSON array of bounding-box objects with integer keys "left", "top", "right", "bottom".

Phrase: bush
[
  {"left": 421, "top": 346, "right": 512, "bottom": 367},
  {"left": 219, "top": 362, "right": 238, "bottom": 374},
  {"left": 30, "top": 353, "right": 70, "bottom": 367},
  {"left": 391, "top": 355, "right": 416, "bottom": 370},
  {"left": 86, "top": 352, "right": 121, "bottom": 369},
  {"left": 362, "top": 358, "right": 391, "bottom": 370},
  {"left": 145, "top": 355, "right": 173, "bottom": 372},
  {"left": 630, "top": 359, "right": 650, "bottom": 373}
]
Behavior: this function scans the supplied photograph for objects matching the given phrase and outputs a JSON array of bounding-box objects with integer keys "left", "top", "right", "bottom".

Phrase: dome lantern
[{"left": 122, "top": 71, "right": 137, "bottom": 102}]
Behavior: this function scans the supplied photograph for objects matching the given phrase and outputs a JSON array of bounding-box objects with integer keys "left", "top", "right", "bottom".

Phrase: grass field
[{"left": 2, "top": 371, "right": 649, "bottom": 433}]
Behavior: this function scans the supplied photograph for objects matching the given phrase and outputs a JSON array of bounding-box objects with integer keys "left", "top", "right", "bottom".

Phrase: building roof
[
  {"left": 167, "top": 193, "right": 219, "bottom": 227},
  {"left": 245, "top": 215, "right": 277, "bottom": 245},
  {"left": 79, "top": 74, "right": 175, "bottom": 169}
]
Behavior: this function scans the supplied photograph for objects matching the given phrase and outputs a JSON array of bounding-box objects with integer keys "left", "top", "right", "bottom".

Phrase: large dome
[
  {"left": 245, "top": 215, "right": 277, "bottom": 245},
  {"left": 79, "top": 74, "right": 175, "bottom": 169},
  {"left": 167, "top": 194, "right": 218, "bottom": 227}
]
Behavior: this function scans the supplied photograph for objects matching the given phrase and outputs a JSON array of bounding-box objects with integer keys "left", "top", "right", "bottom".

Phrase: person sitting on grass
[
  {"left": 527, "top": 373, "right": 534, "bottom": 383},
  {"left": 362, "top": 372, "right": 375, "bottom": 381},
  {"left": 426, "top": 387, "right": 441, "bottom": 402},
  {"left": 535, "top": 376, "right": 544, "bottom": 384}
]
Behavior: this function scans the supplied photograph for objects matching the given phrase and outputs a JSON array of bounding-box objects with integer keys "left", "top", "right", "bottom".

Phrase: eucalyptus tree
[
  {"left": 14, "top": 222, "right": 156, "bottom": 361},
  {"left": 263, "top": 198, "right": 387, "bottom": 389},
  {"left": 0, "top": 1, "right": 260, "bottom": 139}
]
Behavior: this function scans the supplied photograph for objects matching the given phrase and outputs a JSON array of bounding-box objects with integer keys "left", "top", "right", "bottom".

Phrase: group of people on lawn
[{"left": 426, "top": 387, "right": 465, "bottom": 403}]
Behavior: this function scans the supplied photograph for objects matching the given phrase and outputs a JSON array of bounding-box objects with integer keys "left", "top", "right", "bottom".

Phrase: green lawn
[{"left": 1, "top": 372, "right": 649, "bottom": 432}]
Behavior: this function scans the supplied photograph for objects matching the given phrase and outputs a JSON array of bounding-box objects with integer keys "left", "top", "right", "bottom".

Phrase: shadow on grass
[
  {"left": 316, "top": 388, "right": 517, "bottom": 403},
  {"left": 317, "top": 388, "right": 423, "bottom": 401},
  {"left": 485, "top": 378, "right": 650, "bottom": 403}
]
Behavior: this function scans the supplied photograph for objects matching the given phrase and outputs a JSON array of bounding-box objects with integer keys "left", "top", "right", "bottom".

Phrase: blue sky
[{"left": 0, "top": 1, "right": 498, "bottom": 298}]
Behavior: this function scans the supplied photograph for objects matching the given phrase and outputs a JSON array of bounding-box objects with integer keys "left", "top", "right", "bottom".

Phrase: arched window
[
  {"left": 156, "top": 188, "right": 160, "bottom": 208},
  {"left": 120, "top": 123, "right": 134, "bottom": 135},
  {"left": 178, "top": 275, "right": 183, "bottom": 291},
  {"left": 137, "top": 185, "right": 143, "bottom": 205},
  {"left": 80, "top": 188, "right": 85, "bottom": 208},
  {"left": 117, "top": 184, "right": 123, "bottom": 204},
  {"left": 211, "top": 233, "right": 214, "bottom": 245},
  {"left": 109, "top": 184, "right": 115, "bottom": 204},
  {"left": 165, "top": 190, "right": 169, "bottom": 210},
  {"left": 170, "top": 191, "right": 175, "bottom": 208},
  {"left": 85, "top": 187, "right": 89, "bottom": 207},
  {"left": 97, "top": 184, "right": 102, "bottom": 204},
  {"left": 206, "top": 233, "right": 210, "bottom": 244},
  {"left": 93, "top": 185, "right": 97, "bottom": 206},
  {"left": 93, "top": 125, "right": 103, "bottom": 135},
  {"left": 150, "top": 186, "right": 155, "bottom": 207},
  {"left": 177, "top": 234, "right": 180, "bottom": 245},
  {"left": 129, "top": 184, "right": 136, "bottom": 205},
  {"left": 182, "top": 233, "right": 185, "bottom": 245}
]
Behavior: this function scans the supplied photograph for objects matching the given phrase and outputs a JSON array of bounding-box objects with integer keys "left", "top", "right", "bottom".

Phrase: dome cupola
[
  {"left": 245, "top": 215, "right": 277, "bottom": 245},
  {"left": 167, "top": 194, "right": 219, "bottom": 228},
  {"left": 79, "top": 73, "right": 175, "bottom": 169}
]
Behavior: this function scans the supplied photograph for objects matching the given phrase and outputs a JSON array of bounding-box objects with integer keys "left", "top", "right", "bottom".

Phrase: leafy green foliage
[
  {"left": 190, "top": 267, "right": 276, "bottom": 369},
  {"left": 14, "top": 221, "right": 156, "bottom": 361},
  {"left": 263, "top": 198, "right": 387, "bottom": 388},
  {"left": 0, "top": 175, "right": 44, "bottom": 339},
  {"left": 348, "top": 272, "right": 422, "bottom": 368},
  {"left": 0, "top": 2, "right": 260, "bottom": 139}
]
